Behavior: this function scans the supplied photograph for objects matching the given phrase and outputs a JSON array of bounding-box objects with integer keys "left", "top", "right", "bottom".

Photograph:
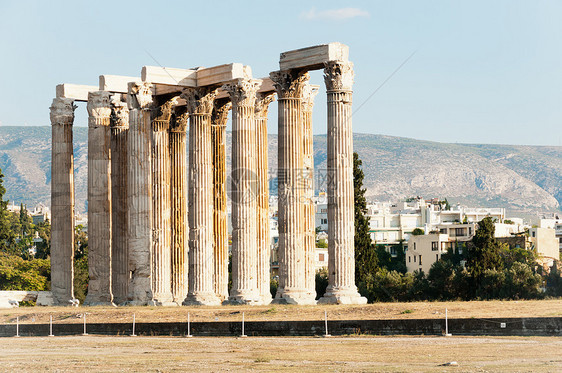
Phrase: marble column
[
  {"left": 211, "top": 99, "right": 231, "bottom": 301},
  {"left": 182, "top": 87, "right": 221, "bottom": 306},
  {"left": 50, "top": 97, "right": 77, "bottom": 305},
  {"left": 224, "top": 79, "right": 262, "bottom": 305},
  {"left": 255, "top": 92, "right": 275, "bottom": 304},
  {"left": 270, "top": 70, "right": 316, "bottom": 305},
  {"left": 301, "top": 84, "right": 319, "bottom": 298},
  {"left": 150, "top": 98, "right": 176, "bottom": 305},
  {"left": 110, "top": 96, "right": 129, "bottom": 305},
  {"left": 319, "top": 61, "right": 366, "bottom": 304},
  {"left": 84, "top": 91, "right": 114, "bottom": 306},
  {"left": 126, "top": 82, "right": 155, "bottom": 305},
  {"left": 170, "top": 110, "right": 189, "bottom": 303}
]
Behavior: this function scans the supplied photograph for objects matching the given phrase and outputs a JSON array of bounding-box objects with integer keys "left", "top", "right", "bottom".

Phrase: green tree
[
  {"left": 0, "top": 170, "right": 16, "bottom": 254},
  {"left": 73, "top": 225, "right": 89, "bottom": 303},
  {"left": 353, "top": 152, "right": 378, "bottom": 286},
  {"left": 466, "top": 217, "right": 505, "bottom": 289},
  {"left": 19, "top": 204, "right": 33, "bottom": 237},
  {"left": 411, "top": 228, "right": 424, "bottom": 236},
  {"left": 0, "top": 252, "right": 50, "bottom": 291}
]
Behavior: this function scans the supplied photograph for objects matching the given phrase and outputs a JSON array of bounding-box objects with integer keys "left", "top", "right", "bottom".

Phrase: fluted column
[
  {"left": 84, "top": 91, "right": 114, "bottom": 305},
  {"left": 255, "top": 92, "right": 275, "bottom": 304},
  {"left": 150, "top": 98, "right": 176, "bottom": 305},
  {"left": 302, "top": 84, "right": 319, "bottom": 298},
  {"left": 182, "top": 87, "right": 221, "bottom": 306},
  {"left": 319, "top": 61, "right": 366, "bottom": 304},
  {"left": 50, "top": 98, "right": 76, "bottom": 305},
  {"left": 110, "top": 96, "right": 129, "bottom": 305},
  {"left": 270, "top": 70, "right": 316, "bottom": 305},
  {"left": 224, "top": 79, "right": 262, "bottom": 305},
  {"left": 126, "top": 82, "right": 154, "bottom": 305},
  {"left": 170, "top": 111, "right": 189, "bottom": 303},
  {"left": 211, "top": 100, "right": 231, "bottom": 301}
]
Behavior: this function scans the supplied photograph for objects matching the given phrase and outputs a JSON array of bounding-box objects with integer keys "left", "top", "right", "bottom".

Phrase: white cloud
[{"left": 301, "top": 7, "right": 370, "bottom": 21}]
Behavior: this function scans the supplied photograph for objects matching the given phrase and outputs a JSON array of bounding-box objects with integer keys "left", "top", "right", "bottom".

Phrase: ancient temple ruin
[{"left": 49, "top": 42, "right": 366, "bottom": 306}]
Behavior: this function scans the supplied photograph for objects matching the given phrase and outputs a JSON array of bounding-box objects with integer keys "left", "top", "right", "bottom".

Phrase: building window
[
  {"left": 321, "top": 218, "right": 328, "bottom": 225},
  {"left": 419, "top": 255, "right": 422, "bottom": 265},
  {"left": 455, "top": 228, "right": 465, "bottom": 236},
  {"left": 469, "top": 227, "right": 472, "bottom": 235},
  {"left": 413, "top": 255, "right": 416, "bottom": 263},
  {"left": 319, "top": 254, "right": 325, "bottom": 262},
  {"left": 436, "top": 254, "right": 439, "bottom": 262},
  {"left": 431, "top": 242, "right": 438, "bottom": 251},
  {"left": 413, "top": 243, "right": 416, "bottom": 250},
  {"left": 408, "top": 256, "right": 411, "bottom": 263},
  {"left": 440, "top": 228, "right": 447, "bottom": 234},
  {"left": 531, "top": 231, "right": 536, "bottom": 238}
]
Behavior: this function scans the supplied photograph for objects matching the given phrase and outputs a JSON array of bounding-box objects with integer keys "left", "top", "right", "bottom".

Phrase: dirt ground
[
  {"left": 0, "top": 335, "right": 561, "bottom": 372},
  {"left": 1, "top": 299, "right": 561, "bottom": 325}
]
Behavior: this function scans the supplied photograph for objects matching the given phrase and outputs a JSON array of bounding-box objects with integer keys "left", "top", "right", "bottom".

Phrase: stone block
[
  {"left": 279, "top": 42, "right": 349, "bottom": 71},
  {"left": 99, "top": 75, "right": 139, "bottom": 93},
  {"left": 56, "top": 84, "right": 98, "bottom": 102}
]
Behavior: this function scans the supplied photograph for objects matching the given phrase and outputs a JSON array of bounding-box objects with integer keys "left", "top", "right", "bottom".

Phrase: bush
[
  {"left": 315, "top": 268, "right": 329, "bottom": 299},
  {"left": 0, "top": 252, "right": 50, "bottom": 291}
]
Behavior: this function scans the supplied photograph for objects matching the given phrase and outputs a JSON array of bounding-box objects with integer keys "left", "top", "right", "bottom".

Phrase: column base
[
  {"left": 153, "top": 292, "right": 177, "bottom": 306},
  {"left": 83, "top": 298, "right": 117, "bottom": 307},
  {"left": 183, "top": 292, "right": 222, "bottom": 306},
  {"left": 318, "top": 287, "right": 367, "bottom": 305},
  {"left": 124, "top": 300, "right": 158, "bottom": 306},
  {"left": 259, "top": 294, "right": 273, "bottom": 306},
  {"left": 273, "top": 288, "right": 317, "bottom": 305},
  {"left": 226, "top": 290, "right": 263, "bottom": 305}
]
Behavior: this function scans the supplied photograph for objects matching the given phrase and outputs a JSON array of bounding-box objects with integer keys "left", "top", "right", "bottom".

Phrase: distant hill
[{"left": 0, "top": 126, "right": 560, "bottom": 215}]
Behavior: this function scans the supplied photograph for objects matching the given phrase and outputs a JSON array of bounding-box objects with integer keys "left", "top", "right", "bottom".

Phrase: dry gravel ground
[
  {"left": 0, "top": 335, "right": 561, "bottom": 372},
  {"left": 1, "top": 299, "right": 562, "bottom": 325}
]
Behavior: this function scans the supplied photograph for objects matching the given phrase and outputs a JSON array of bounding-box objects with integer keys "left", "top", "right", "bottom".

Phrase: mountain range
[{"left": 0, "top": 126, "right": 560, "bottom": 217}]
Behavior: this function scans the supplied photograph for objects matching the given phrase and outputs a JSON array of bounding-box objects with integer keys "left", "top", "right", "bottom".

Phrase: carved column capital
[
  {"left": 270, "top": 70, "right": 309, "bottom": 99},
  {"left": 87, "top": 91, "right": 112, "bottom": 127},
  {"left": 127, "top": 82, "right": 153, "bottom": 110},
  {"left": 151, "top": 97, "right": 178, "bottom": 131},
  {"left": 50, "top": 98, "right": 77, "bottom": 125},
  {"left": 181, "top": 87, "right": 218, "bottom": 115},
  {"left": 211, "top": 100, "right": 232, "bottom": 127},
  {"left": 171, "top": 110, "right": 189, "bottom": 133},
  {"left": 222, "top": 79, "right": 261, "bottom": 108},
  {"left": 255, "top": 92, "right": 276, "bottom": 119},
  {"left": 324, "top": 61, "right": 354, "bottom": 92},
  {"left": 302, "top": 84, "right": 319, "bottom": 112},
  {"left": 110, "top": 95, "right": 129, "bottom": 129}
]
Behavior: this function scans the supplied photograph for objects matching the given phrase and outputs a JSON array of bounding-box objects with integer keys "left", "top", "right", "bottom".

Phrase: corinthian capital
[
  {"left": 269, "top": 70, "right": 309, "bottom": 99},
  {"left": 212, "top": 99, "right": 232, "bottom": 127},
  {"left": 302, "top": 84, "right": 319, "bottom": 112},
  {"left": 50, "top": 98, "right": 77, "bottom": 125},
  {"left": 87, "top": 91, "right": 112, "bottom": 127},
  {"left": 127, "top": 82, "right": 153, "bottom": 110},
  {"left": 171, "top": 110, "right": 189, "bottom": 133},
  {"left": 255, "top": 92, "right": 276, "bottom": 118},
  {"left": 152, "top": 97, "right": 178, "bottom": 123},
  {"left": 324, "top": 61, "right": 354, "bottom": 91},
  {"left": 222, "top": 79, "right": 261, "bottom": 108},
  {"left": 110, "top": 95, "right": 129, "bottom": 129},
  {"left": 181, "top": 87, "right": 218, "bottom": 116}
]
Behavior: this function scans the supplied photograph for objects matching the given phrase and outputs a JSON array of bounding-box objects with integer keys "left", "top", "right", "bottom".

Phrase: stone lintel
[
  {"left": 99, "top": 75, "right": 141, "bottom": 93},
  {"left": 56, "top": 84, "right": 99, "bottom": 102},
  {"left": 141, "top": 66, "right": 198, "bottom": 87},
  {"left": 197, "top": 63, "right": 251, "bottom": 87},
  {"left": 279, "top": 42, "right": 349, "bottom": 71}
]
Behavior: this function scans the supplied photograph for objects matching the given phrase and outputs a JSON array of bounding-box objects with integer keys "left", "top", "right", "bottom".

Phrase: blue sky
[{"left": 1, "top": 0, "right": 561, "bottom": 145}]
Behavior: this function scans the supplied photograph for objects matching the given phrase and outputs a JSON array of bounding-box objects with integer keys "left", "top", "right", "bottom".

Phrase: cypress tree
[
  {"left": 466, "top": 216, "right": 504, "bottom": 288},
  {"left": 353, "top": 152, "right": 378, "bottom": 284}
]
